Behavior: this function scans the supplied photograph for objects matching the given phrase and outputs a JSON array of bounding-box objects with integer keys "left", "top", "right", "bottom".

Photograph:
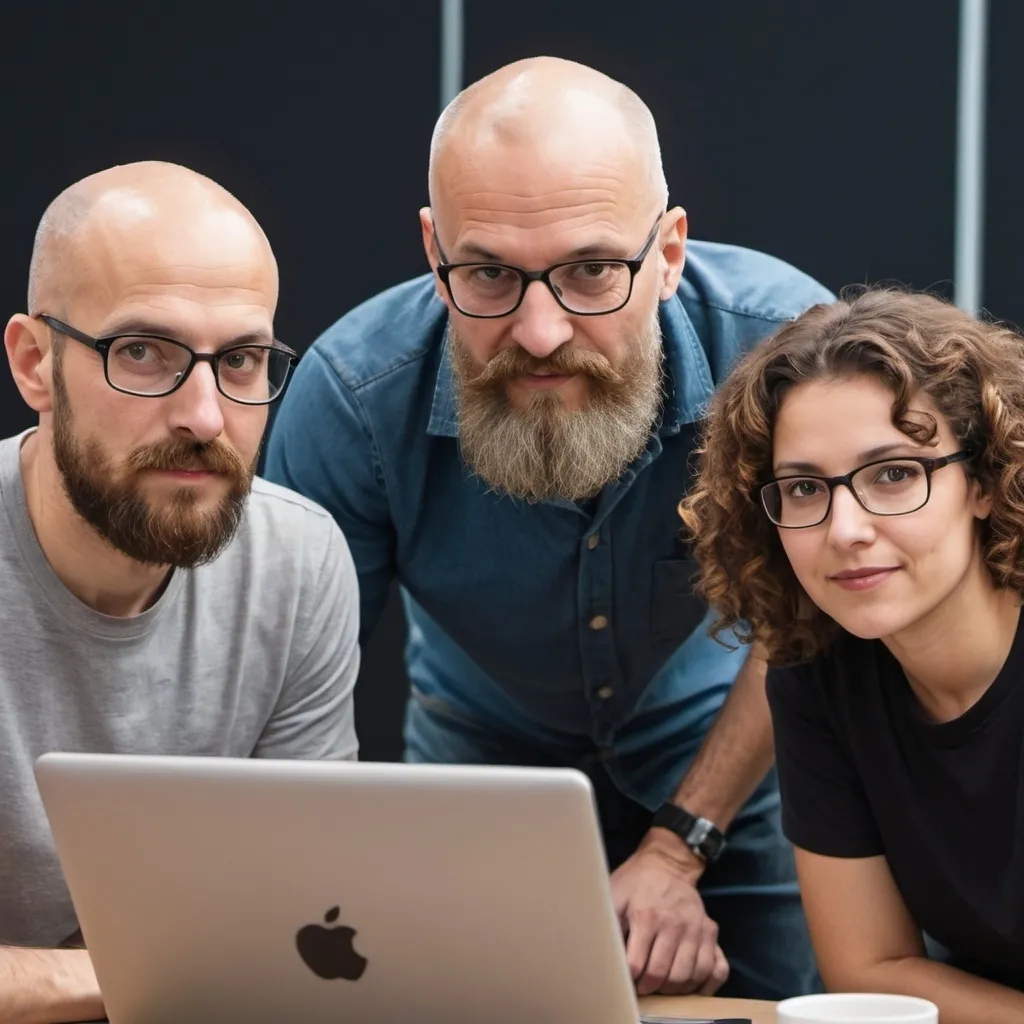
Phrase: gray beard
[{"left": 450, "top": 313, "right": 664, "bottom": 503}]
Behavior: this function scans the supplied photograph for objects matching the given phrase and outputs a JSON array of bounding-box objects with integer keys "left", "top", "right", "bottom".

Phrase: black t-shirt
[{"left": 767, "top": 618, "right": 1024, "bottom": 989}]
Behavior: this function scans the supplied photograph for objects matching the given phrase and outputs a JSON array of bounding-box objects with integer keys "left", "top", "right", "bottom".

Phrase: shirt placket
[
  {"left": 578, "top": 436, "right": 662, "bottom": 748},
  {"left": 578, "top": 520, "right": 620, "bottom": 749}
]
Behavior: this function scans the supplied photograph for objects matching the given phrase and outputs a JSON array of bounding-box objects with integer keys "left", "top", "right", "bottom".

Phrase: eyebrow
[
  {"left": 773, "top": 442, "right": 920, "bottom": 475},
  {"left": 100, "top": 318, "right": 274, "bottom": 349},
  {"left": 455, "top": 237, "right": 631, "bottom": 264}
]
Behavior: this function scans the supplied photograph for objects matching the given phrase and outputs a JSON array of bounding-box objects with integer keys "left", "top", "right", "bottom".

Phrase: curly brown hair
[{"left": 679, "top": 287, "right": 1024, "bottom": 666}]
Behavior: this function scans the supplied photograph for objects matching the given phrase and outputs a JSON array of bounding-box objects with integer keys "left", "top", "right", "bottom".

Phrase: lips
[
  {"left": 828, "top": 566, "right": 901, "bottom": 592},
  {"left": 831, "top": 566, "right": 899, "bottom": 580},
  {"left": 516, "top": 373, "right": 573, "bottom": 390}
]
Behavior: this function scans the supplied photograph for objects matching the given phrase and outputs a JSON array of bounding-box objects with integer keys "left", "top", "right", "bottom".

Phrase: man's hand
[
  {"left": 610, "top": 829, "right": 729, "bottom": 996},
  {"left": 0, "top": 946, "right": 103, "bottom": 1024}
]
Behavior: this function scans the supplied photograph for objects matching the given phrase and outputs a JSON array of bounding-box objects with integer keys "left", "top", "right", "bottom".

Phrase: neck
[
  {"left": 883, "top": 552, "right": 1021, "bottom": 722},
  {"left": 20, "top": 430, "right": 173, "bottom": 618}
]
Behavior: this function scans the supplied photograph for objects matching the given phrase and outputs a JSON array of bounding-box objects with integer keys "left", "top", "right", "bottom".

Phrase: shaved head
[
  {"left": 26, "top": 160, "right": 277, "bottom": 319},
  {"left": 9, "top": 160, "right": 280, "bottom": 575},
  {"left": 418, "top": 57, "right": 686, "bottom": 502},
  {"left": 429, "top": 56, "right": 669, "bottom": 216},
  {"left": 26, "top": 189, "right": 95, "bottom": 316}
]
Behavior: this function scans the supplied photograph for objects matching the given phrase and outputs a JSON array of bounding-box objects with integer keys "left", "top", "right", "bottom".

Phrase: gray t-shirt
[{"left": 0, "top": 431, "right": 360, "bottom": 947}]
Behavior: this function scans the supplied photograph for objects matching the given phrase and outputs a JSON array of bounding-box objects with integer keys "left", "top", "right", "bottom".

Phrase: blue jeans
[{"left": 404, "top": 687, "right": 821, "bottom": 1001}]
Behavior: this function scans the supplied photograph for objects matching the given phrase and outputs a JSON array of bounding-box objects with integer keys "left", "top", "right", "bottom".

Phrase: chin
[
  {"left": 556, "top": 378, "right": 590, "bottom": 411},
  {"left": 507, "top": 377, "right": 588, "bottom": 411},
  {"left": 827, "top": 605, "right": 917, "bottom": 642},
  {"left": 156, "top": 476, "right": 228, "bottom": 500},
  {"left": 834, "top": 618, "right": 893, "bottom": 641}
]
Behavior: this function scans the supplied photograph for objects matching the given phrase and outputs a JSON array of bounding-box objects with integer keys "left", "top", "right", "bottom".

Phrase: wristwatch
[{"left": 651, "top": 802, "right": 727, "bottom": 863}]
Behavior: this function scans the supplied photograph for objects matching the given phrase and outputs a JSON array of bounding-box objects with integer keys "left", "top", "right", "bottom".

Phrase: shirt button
[
  {"left": 587, "top": 534, "right": 599, "bottom": 550},
  {"left": 596, "top": 686, "right": 615, "bottom": 700},
  {"left": 589, "top": 614, "right": 608, "bottom": 630}
]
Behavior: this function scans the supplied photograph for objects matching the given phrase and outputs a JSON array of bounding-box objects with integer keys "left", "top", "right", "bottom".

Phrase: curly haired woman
[{"left": 680, "top": 288, "right": 1024, "bottom": 1023}]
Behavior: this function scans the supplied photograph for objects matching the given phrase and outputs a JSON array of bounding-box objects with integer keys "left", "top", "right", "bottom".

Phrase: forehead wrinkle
[
  {"left": 113, "top": 283, "right": 274, "bottom": 307},
  {"left": 455, "top": 201, "right": 623, "bottom": 229},
  {"left": 446, "top": 157, "right": 634, "bottom": 192},
  {"left": 459, "top": 208, "right": 619, "bottom": 227},
  {"left": 453, "top": 208, "right": 626, "bottom": 258},
  {"left": 111, "top": 259, "right": 268, "bottom": 284},
  {"left": 454, "top": 182, "right": 623, "bottom": 207}
]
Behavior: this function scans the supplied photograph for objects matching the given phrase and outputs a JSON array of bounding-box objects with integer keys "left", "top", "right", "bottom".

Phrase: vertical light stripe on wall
[
  {"left": 954, "top": 0, "right": 989, "bottom": 314},
  {"left": 440, "top": 0, "right": 464, "bottom": 111}
]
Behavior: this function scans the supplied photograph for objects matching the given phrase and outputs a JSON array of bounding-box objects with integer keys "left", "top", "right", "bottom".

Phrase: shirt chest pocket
[{"left": 651, "top": 558, "right": 708, "bottom": 651}]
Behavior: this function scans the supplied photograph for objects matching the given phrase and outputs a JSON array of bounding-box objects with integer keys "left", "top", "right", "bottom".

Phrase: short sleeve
[
  {"left": 253, "top": 517, "right": 360, "bottom": 761},
  {"left": 767, "top": 662, "right": 883, "bottom": 858}
]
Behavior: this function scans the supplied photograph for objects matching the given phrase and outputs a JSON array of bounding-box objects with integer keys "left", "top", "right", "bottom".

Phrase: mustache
[
  {"left": 124, "top": 438, "right": 250, "bottom": 480},
  {"left": 469, "top": 345, "right": 623, "bottom": 389}
]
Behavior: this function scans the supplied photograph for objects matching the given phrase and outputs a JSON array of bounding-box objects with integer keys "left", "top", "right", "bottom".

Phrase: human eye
[
  {"left": 785, "top": 478, "right": 826, "bottom": 500},
  {"left": 109, "top": 337, "right": 183, "bottom": 378},
  {"left": 872, "top": 461, "right": 921, "bottom": 486},
  {"left": 113, "top": 339, "right": 160, "bottom": 364},
  {"left": 468, "top": 265, "right": 515, "bottom": 284},
  {"left": 218, "top": 346, "right": 266, "bottom": 380},
  {"left": 570, "top": 262, "right": 613, "bottom": 279}
]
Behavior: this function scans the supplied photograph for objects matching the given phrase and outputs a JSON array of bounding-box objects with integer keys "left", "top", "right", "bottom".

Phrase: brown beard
[
  {"left": 51, "top": 357, "right": 255, "bottom": 568},
  {"left": 449, "top": 311, "right": 664, "bottom": 502}
]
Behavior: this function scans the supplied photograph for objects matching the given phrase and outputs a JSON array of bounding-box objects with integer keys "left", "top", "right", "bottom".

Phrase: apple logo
[{"left": 295, "top": 906, "right": 368, "bottom": 981}]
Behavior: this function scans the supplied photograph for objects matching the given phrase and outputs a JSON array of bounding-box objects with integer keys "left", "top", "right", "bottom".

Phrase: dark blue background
[{"left": 4, "top": 0, "right": 1017, "bottom": 760}]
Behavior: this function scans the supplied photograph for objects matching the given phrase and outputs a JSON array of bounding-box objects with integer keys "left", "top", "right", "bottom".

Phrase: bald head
[
  {"left": 429, "top": 57, "right": 668, "bottom": 214},
  {"left": 27, "top": 161, "right": 277, "bottom": 318}
]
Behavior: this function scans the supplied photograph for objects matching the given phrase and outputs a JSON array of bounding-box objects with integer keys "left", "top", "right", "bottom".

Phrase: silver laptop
[{"left": 35, "top": 752, "right": 640, "bottom": 1024}]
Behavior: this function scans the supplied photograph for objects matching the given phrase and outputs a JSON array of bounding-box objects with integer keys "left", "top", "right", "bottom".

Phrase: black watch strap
[{"left": 651, "top": 803, "right": 727, "bottom": 863}]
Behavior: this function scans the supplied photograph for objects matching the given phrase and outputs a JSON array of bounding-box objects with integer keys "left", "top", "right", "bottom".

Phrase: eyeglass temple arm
[{"left": 36, "top": 315, "right": 97, "bottom": 350}]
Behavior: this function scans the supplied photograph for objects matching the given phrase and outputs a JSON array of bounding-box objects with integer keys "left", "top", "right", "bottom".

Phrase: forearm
[
  {"left": 0, "top": 947, "right": 103, "bottom": 1024},
  {"left": 670, "top": 648, "right": 773, "bottom": 828},
  {"left": 844, "top": 954, "right": 1024, "bottom": 1024}
]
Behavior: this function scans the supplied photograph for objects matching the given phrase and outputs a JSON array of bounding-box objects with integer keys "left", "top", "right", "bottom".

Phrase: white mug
[{"left": 776, "top": 992, "right": 939, "bottom": 1023}]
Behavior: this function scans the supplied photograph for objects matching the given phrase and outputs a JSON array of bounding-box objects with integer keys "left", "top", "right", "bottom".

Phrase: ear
[
  {"left": 418, "top": 207, "right": 449, "bottom": 305},
  {"left": 969, "top": 471, "right": 994, "bottom": 521},
  {"left": 420, "top": 206, "right": 458, "bottom": 312},
  {"left": 4, "top": 314, "right": 54, "bottom": 414},
  {"left": 418, "top": 206, "right": 437, "bottom": 267},
  {"left": 657, "top": 206, "right": 688, "bottom": 301}
]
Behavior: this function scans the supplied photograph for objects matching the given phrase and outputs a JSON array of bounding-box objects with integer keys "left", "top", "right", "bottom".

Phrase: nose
[
  {"left": 825, "top": 483, "right": 877, "bottom": 547},
  {"left": 165, "top": 361, "right": 226, "bottom": 443},
  {"left": 508, "top": 279, "right": 575, "bottom": 359}
]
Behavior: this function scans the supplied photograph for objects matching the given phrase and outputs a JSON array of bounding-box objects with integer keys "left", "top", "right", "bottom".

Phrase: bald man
[
  {"left": 267, "top": 58, "right": 829, "bottom": 999},
  {"left": 1, "top": 162, "right": 359, "bottom": 1023}
]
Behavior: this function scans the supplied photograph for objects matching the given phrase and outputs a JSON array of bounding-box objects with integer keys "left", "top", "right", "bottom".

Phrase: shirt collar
[
  {"left": 427, "top": 334, "right": 459, "bottom": 437},
  {"left": 426, "top": 291, "right": 714, "bottom": 439},
  {"left": 657, "top": 289, "right": 716, "bottom": 434}
]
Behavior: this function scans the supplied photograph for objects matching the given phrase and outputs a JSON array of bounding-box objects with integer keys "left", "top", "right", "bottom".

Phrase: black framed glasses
[
  {"left": 433, "top": 215, "right": 663, "bottom": 318},
  {"left": 37, "top": 315, "right": 298, "bottom": 405},
  {"left": 760, "top": 450, "right": 972, "bottom": 529}
]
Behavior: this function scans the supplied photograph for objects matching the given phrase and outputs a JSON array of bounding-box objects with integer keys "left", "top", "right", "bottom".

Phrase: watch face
[
  {"left": 702, "top": 831, "right": 725, "bottom": 859},
  {"left": 686, "top": 816, "right": 724, "bottom": 861},
  {"left": 654, "top": 805, "right": 725, "bottom": 862},
  {"left": 686, "top": 818, "right": 714, "bottom": 846}
]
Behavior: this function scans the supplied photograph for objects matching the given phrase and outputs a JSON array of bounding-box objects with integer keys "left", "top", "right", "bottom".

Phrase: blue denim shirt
[{"left": 264, "top": 241, "right": 833, "bottom": 809}]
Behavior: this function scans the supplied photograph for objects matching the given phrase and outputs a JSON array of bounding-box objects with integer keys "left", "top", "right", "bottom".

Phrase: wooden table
[
  {"left": 639, "top": 993, "right": 776, "bottom": 1022},
  {"left": 87, "top": 995, "right": 776, "bottom": 1023}
]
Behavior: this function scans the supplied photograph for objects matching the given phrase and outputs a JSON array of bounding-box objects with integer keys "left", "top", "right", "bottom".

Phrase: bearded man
[
  {"left": 265, "top": 56, "right": 831, "bottom": 1000},
  {"left": 1, "top": 161, "right": 359, "bottom": 1024}
]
